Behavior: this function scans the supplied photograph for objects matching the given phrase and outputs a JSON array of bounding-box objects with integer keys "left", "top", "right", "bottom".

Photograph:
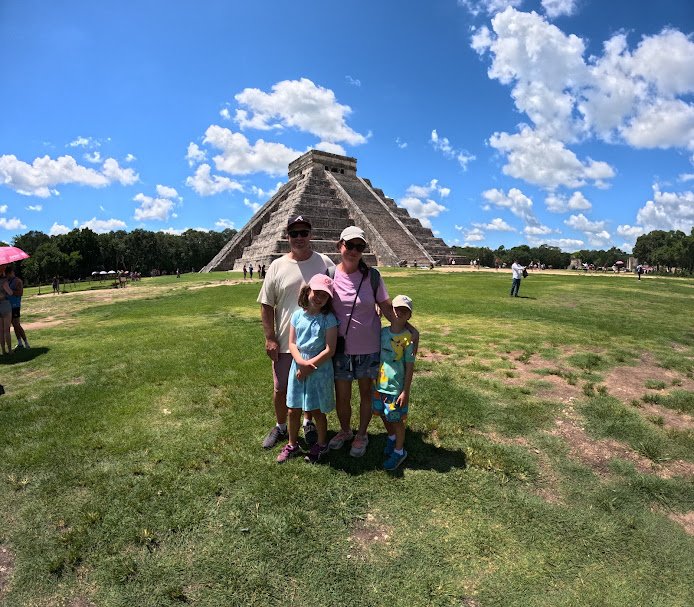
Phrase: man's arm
[
  {"left": 13, "top": 278, "right": 23, "bottom": 297},
  {"left": 260, "top": 303, "right": 279, "bottom": 362}
]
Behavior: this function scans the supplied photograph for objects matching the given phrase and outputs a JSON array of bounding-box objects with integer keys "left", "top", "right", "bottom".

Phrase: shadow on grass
[
  {"left": 324, "top": 430, "right": 466, "bottom": 476},
  {"left": 0, "top": 346, "right": 49, "bottom": 365}
]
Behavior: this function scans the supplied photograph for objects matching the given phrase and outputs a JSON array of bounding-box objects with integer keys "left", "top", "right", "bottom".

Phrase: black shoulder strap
[{"left": 369, "top": 267, "right": 380, "bottom": 300}]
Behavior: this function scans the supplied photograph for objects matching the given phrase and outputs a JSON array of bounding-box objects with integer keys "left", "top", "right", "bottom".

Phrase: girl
[{"left": 277, "top": 274, "right": 338, "bottom": 463}]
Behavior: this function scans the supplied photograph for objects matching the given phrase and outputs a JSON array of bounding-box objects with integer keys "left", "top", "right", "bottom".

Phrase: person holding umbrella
[
  {"left": 6, "top": 265, "right": 29, "bottom": 349},
  {"left": 0, "top": 247, "right": 31, "bottom": 355}
]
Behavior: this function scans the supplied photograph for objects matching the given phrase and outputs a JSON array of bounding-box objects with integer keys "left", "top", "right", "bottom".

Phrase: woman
[
  {"left": 328, "top": 226, "right": 417, "bottom": 457},
  {"left": 0, "top": 266, "right": 14, "bottom": 355}
]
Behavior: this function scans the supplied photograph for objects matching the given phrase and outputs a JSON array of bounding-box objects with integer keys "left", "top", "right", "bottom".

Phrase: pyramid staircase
[{"left": 201, "top": 150, "right": 452, "bottom": 272}]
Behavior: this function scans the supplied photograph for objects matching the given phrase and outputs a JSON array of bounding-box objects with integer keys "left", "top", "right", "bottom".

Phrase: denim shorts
[{"left": 333, "top": 352, "right": 380, "bottom": 381}]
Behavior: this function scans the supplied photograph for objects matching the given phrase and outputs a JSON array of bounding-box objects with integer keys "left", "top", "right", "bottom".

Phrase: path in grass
[{"left": 1, "top": 270, "right": 693, "bottom": 607}]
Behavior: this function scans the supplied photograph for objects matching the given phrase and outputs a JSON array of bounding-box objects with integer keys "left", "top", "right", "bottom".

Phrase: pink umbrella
[{"left": 0, "top": 246, "right": 30, "bottom": 265}]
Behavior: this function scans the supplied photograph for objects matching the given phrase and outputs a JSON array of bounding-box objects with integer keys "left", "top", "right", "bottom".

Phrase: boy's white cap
[
  {"left": 339, "top": 225, "right": 367, "bottom": 243},
  {"left": 392, "top": 294, "right": 413, "bottom": 311}
]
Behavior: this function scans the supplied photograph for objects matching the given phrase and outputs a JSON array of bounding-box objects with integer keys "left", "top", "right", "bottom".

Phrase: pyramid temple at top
[{"left": 201, "top": 150, "right": 453, "bottom": 272}]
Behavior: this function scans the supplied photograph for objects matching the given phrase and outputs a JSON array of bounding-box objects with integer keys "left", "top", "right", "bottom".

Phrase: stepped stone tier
[{"left": 201, "top": 150, "right": 453, "bottom": 272}]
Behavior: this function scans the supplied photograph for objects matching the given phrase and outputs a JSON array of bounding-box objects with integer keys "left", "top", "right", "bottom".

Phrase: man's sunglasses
[
  {"left": 344, "top": 240, "right": 366, "bottom": 252},
  {"left": 288, "top": 229, "right": 310, "bottom": 238}
]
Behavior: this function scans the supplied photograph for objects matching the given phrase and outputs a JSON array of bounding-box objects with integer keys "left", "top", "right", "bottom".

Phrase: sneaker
[
  {"left": 276, "top": 443, "right": 303, "bottom": 463},
  {"left": 384, "top": 437, "right": 396, "bottom": 457},
  {"left": 303, "top": 421, "right": 318, "bottom": 448},
  {"left": 383, "top": 449, "right": 407, "bottom": 471},
  {"left": 328, "top": 429, "right": 354, "bottom": 450},
  {"left": 349, "top": 434, "right": 369, "bottom": 458},
  {"left": 305, "top": 443, "right": 329, "bottom": 464},
  {"left": 262, "top": 425, "right": 288, "bottom": 449}
]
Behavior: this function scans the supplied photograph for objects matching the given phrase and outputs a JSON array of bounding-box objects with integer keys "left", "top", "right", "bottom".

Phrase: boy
[{"left": 373, "top": 294, "right": 416, "bottom": 470}]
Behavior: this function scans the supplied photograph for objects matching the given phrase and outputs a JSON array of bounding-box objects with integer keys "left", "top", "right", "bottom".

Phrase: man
[
  {"left": 510, "top": 259, "right": 525, "bottom": 297},
  {"left": 5, "top": 266, "right": 30, "bottom": 350},
  {"left": 257, "top": 215, "right": 335, "bottom": 449},
  {"left": 636, "top": 264, "right": 643, "bottom": 281}
]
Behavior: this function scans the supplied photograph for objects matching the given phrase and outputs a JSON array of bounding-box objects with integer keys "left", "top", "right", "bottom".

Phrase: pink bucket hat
[{"left": 308, "top": 273, "right": 334, "bottom": 296}]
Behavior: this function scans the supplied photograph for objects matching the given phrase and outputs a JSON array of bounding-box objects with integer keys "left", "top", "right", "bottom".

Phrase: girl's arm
[{"left": 306, "top": 326, "right": 337, "bottom": 368}]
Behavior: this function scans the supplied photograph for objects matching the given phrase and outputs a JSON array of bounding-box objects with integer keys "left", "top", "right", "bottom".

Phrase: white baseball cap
[
  {"left": 392, "top": 294, "right": 413, "bottom": 311},
  {"left": 339, "top": 225, "right": 366, "bottom": 243}
]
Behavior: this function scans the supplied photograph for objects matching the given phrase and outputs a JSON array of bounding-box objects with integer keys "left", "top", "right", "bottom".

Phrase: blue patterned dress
[{"left": 287, "top": 309, "right": 338, "bottom": 413}]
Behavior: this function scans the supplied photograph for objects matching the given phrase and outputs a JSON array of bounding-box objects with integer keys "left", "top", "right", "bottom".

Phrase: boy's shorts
[
  {"left": 334, "top": 352, "right": 380, "bottom": 382},
  {"left": 11, "top": 307, "right": 20, "bottom": 319},
  {"left": 372, "top": 390, "right": 408, "bottom": 423}
]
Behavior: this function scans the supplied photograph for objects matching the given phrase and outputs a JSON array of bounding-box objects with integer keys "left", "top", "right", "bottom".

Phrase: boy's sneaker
[
  {"left": 262, "top": 425, "right": 288, "bottom": 449},
  {"left": 305, "top": 443, "right": 329, "bottom": 464},
  {"left": 276, "top": 443, "right": 303, "bottom": 463},
  {"left": 383, "top": 449, "right": 407, "bottom": 470},
  {"left": 303, "top": 420, "right": 318, "bottom": 447},
  {"left": 328, "top": 429, "right": 354, "bottom": 450},
  {"left": 349, "top": 434, "right": 369, "bottom": 458},
  {"left": 383, "top": 449, "right": 407, "bottom": 471},
  {"left": 384, "top": 437, "right": 396, "bottom": 457}
]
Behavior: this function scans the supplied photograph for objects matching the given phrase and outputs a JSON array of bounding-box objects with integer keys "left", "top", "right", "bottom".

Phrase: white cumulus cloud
[
  {"left": 406, "top": 179, "right": 450, "bottom": 199},
  {"left": 49, "top": 222, "right": 70, "bottom": 236},
  {"left": 215, "top": 219, "right": 236, "bottom": 230},
  {"left": 186, "top": 142, "right": 207, "bottom": 167},
  {"left": 133, "top": 192, "right": 175, "bottom": 222},
  {"left": 26, "top": 205, "right": 42, "bottom": 212},
  {"left": 459, "top": 0, "right": 521, "bottom": 17},
  {"left": 541, "top": 0, "right": 578, "bottom": 19},
  {"left": 474, "top": 217, "right": 516, "bottom": 231},
  {"left": 315, "top": 141, "right": 347, "bottom": 156},
  {"left": 564, "top": 213, "right": 611, "bottom": 246},
  {"left": 234, "top": 78, "right": 367, "bottom": 146},
  {"left": 399, "top": 197, "right": 448, "bottom": 229},
  {"left": 244, "top": 198, "right": 262, "bottom": 213},
  {"left": 80, "top": 217, "right": 127, "bottom": 233},
  {"left": 545, "top": 191, "right": 592, "bottom": 213},
  {"left": 156, "top": 184, "right": 181, "bottom": 200},
  {"left": 185, "top": 163, "right": 244, "bottom": 196},
  {"left": 636, "top": 185, "right": 694, "bottom": 232},
  {"left": 482, "top": 187, "right": 539, "bottom": 225},
  {"left": 0, "top": 217, "right": 26, "bottom": 230}
]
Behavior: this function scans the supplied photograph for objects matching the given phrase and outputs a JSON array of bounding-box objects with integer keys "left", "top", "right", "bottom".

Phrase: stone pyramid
[{"left": 201, "top": 150, "right": 452, "bottom": 272}]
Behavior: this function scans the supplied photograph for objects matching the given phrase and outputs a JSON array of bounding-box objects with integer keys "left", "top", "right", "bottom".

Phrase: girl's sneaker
[
  {"left": 383, "top": 449, "right": 407, "bottom": 471},
  {"left": 328, "top": 429, "right": 354, "bottom": 450},
  {"left": 276, "top": 443, "right": 303, "bottom": 463},
  {"left": 305, "top": 443, "right": 329, "bottom": 464},
  {"left": 384, "top": 437, "right": 396, "bottom": 457}
]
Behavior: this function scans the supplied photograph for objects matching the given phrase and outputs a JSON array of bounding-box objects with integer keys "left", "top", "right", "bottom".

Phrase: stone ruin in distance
[{"left": 201, "top": 150, "right": 453, "bottom": 271}]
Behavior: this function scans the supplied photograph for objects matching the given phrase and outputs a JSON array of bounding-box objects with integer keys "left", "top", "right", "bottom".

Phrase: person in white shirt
[
  {"left": 257, "top": 215, "right": 335, "bottom": 449},
  {"left": 510, "top": 260, "right": 525, "bottom": 297}
]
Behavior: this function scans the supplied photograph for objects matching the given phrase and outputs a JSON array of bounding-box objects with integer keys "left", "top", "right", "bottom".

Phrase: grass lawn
[{"left": 1, "top": 269, "right": 693, "bottom": 607}]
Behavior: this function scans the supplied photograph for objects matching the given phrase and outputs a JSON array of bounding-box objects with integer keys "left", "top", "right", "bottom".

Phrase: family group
[{"left": 258, "top": 216, "right": 417, "bottom": 470}]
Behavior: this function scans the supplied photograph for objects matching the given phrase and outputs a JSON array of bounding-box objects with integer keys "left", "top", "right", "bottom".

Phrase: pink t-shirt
[{"left": 332, "top": 268, "right": 389, "bottom": 355}]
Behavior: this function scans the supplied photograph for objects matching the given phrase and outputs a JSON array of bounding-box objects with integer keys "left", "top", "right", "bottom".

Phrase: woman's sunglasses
[
  {"left": 344, "top": 240, "right": 366, "bottom": 252},
  {"left": 288, "top": 229, "right": 310, "bottom": 238}
]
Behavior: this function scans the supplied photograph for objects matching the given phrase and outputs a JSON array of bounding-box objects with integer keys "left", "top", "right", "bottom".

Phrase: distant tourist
[
  {"left": 176, "top": 268, "right": 180, "bottom": 278},
  {"left": 636, "top": 264, "right": 644, "bottom": 281},
  {"left": 249, "top": 263, "right": 254, "bottom": 280},
  {"left": 278, "top": 274, "right": 338, "bottom": 464},
  {"left": 52, "top": 276, "right": 60, "bottom": 294},
  {"left": 0, "top": 266, "right": 13, "bottom": 354},
  {"left": 510, "top": 259, "right": 526, "bottom": 297},
  {"left": 261, "top": 264, "right": 266, "bottom": 279},
  {"left": 5, "top": 266, "right": 29, "bottom": 350},
  {"left": 257, "top": 215, "right": 335, "bottom": 450},
  {"left": 243, "top": 264, "right": 247, "bottom": 280},
  {"left": 328, "top": 225, "right": 418, "bottom": 458}
]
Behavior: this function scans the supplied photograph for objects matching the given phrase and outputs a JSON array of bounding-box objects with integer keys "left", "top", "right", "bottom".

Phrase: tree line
[
  {"left": 451, "top": 228, "right": 694, "bottom": 274},
  {"left": 4, "top": 228, "right": 236, "bottom": 285}
]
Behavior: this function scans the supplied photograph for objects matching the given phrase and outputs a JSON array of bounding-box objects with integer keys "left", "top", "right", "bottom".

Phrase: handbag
[
  {"left": 335, "top": 272, "right": 366, "bottom": 354},
  {"left": 522, "top": 268, "right": 528, "bottom": 278}
]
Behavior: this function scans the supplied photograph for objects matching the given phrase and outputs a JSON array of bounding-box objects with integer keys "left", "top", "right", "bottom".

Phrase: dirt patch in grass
[
  {"left": 23, "top": 315, "right": 67, "bottom": 330},
  {"left": 0, "top": 545, "right": 15, "bottom": 597},
  {"left": 634, "top": 402, "right": 694, "bottom": 431},
  {"left": 604, "top": 353, "right": 694, "bottom": 402},
  {"left": 68, "top": 597, "right": 96, "bottom": 607},
  {"left": 500, "top": 357, "right": 583, "bottom": 404},
  {"left": 418, "top": 348, "right": 448, "bottom": 362},
  {"left": 188, "top": 280, "right": 245, "bottom": 290},
  {"left": 348, "top": 513, "right": 393, "bottom": 560},
  {"left": 666, "top": 511, "right": 694, "bottom": 536},
  {"left": 549, "top": 405, "right": 693, "bottom": 479}
]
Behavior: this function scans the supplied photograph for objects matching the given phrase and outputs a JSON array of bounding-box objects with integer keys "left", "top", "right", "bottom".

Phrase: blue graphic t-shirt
[{"left": 376, "top": 327, "right": 415, "bottom": 395}]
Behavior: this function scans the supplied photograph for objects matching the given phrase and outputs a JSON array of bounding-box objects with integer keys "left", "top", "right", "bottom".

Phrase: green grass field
[{"left": 1, "top": 269, "right": 693, "bottom": 607}]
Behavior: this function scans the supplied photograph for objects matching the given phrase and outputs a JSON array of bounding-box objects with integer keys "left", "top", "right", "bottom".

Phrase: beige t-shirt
[{"left": 257, "top": 252, "right": 335, "bottom": 353}]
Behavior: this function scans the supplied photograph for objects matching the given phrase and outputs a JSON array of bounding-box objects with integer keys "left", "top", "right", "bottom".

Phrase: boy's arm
[{"left": 396, "top": 361, "right": 415, "bottom": 407}]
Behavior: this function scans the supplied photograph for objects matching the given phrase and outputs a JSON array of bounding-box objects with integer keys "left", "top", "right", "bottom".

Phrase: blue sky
[{"left": 1, "top": 0, "right": 693, "bottom": 252}]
